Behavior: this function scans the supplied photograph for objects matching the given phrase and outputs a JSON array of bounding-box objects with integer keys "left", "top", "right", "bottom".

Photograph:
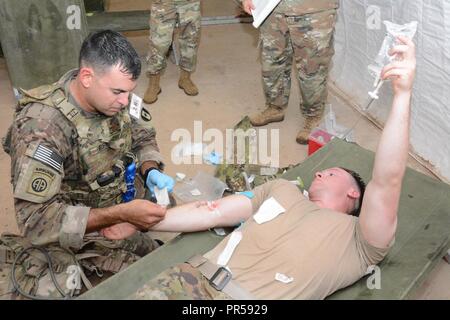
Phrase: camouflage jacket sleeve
[
  {"left": 130, "top": 108, "right": 165, "bottom": 169},
  {"left": 9, "top": 103, "right": 89, "bottom": 250}
]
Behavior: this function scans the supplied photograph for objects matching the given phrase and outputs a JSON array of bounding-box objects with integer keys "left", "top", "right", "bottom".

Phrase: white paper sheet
[
  {"left": 154, "top": 187, "right": 170, "bottom": 207},
  {"left": 251, "top": 0, "right": 282, "bottom": 28}
]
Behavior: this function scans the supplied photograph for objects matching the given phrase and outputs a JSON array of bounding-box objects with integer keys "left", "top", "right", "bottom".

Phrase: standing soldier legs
[
  {"left": 177, "top": 1, "right": 201, "bottom": 96},
  {"left": 250, "top": 13, "right": 292, "bottom": 126},
  {"left": 145, "top": 2, "right": 177, "bottom": 104},
  {"left": 291, "top": 9, "right": 337, "bottom": 144},
  {"left": 144, "top": 0, "right": 201, "bottom": 104},
  {"left": 249, "top": 9, "right": 337, "bottom": 145}
]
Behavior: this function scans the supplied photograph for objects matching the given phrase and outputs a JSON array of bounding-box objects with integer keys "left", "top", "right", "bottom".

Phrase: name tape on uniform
[{"left": 129, "top": 93, "right": 143, "bottom": 120}]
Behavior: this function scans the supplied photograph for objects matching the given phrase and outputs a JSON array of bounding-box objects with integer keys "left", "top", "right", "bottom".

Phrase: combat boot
[
  {"left": 296, "top": 114, "right": 324, "bottom": 144},
  {"left": 178, "top": 69, "right": 199, "bottom": 96},
  {"left": 249, "top": 104, "right": 285, "bottom": 127},
  {"left": 143, "top": 74, "right": 161, "bottom": 104}
]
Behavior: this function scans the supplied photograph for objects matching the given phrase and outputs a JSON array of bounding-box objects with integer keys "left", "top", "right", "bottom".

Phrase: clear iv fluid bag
[{"left": 368, "top": 21, "right": 418, "bottom": 80}]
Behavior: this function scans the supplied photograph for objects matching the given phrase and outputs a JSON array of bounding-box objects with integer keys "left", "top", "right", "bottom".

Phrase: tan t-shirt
[{"left": 205, "top": 179, "right": 391, "bottom": 300}]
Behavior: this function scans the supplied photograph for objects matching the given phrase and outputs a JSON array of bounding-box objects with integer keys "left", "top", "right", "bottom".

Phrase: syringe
[{"left": 368, "top": 77, "right": 384, "bottom": 102}]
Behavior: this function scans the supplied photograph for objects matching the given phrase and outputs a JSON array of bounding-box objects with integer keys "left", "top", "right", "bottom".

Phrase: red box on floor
[{"left": 308, "top": 128, "right": 334, "bottom": 156}]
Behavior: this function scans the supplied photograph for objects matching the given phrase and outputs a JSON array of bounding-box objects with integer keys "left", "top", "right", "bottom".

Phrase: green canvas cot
[{"left": 80, "top": 139, "right": 450, "bottom": 300}]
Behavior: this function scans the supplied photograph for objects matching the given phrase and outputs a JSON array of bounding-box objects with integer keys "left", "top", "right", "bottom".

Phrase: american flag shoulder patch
[{"left": 33, "top": 144, "right": 63, "bottom": 173}]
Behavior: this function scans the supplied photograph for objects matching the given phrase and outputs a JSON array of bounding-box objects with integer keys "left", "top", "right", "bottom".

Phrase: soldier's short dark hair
[
  {"left": 79, "top": 30, "right": 141, "bottom": 80},
  {"left": 340, "top": 167, "right": 366, "bottom": 217}
]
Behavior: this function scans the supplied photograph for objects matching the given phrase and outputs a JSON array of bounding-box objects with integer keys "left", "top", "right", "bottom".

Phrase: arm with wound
[{"left": 151, "top": 195, "right": 253, "bottom": 232}]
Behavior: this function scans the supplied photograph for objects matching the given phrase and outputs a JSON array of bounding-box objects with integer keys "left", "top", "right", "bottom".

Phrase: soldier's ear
[
  {"left": 78, "top": 67, "right": 94, "bottom": 88},
  {"left": 347, "top": 188, "right": 360, "bottom": 200}
]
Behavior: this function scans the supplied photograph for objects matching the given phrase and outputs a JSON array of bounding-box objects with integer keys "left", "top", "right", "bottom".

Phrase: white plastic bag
[
  {"left": 173, "top": 171, "right": 227, "bottom": 203},
  {"left": 319, "top": 105, "right": 354, "bottom": 142}
]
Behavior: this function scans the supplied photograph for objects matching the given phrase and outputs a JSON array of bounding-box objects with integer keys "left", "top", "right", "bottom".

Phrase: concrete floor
[{"left": 0, "top": 0, "right": 449, "bottom": 300}]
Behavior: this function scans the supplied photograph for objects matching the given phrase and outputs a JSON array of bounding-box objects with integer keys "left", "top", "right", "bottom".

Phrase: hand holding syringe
[
  {"left": 368, "top": 77, "right": 384, "bottom": 101},
  {"left": 368, "top": 44, "right": 402, "bottom": 102}
]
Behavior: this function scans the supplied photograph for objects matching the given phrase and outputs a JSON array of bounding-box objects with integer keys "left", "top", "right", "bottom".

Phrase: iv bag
[{"left": 368, "top": 21, "right": 418, "bottom": 85}]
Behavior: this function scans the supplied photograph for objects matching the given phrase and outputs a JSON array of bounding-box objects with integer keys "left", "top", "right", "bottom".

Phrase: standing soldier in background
[
  {"left": 144, "top": 0, "right": 202, "bottom": 104},
  {"left": 243, "top": 0, "right": 339, "bottom": 144}
]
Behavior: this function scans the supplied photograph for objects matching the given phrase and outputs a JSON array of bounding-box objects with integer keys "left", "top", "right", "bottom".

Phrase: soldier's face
[
  {"left": 88, "top": 65, "right": 137, "bottom": 116},
  {"left": 309, "top": 167, "right": 359, "bottom": 214}
]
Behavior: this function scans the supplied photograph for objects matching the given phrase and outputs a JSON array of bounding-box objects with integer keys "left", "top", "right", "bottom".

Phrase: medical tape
[{"left": 217, "top": 231, "right": 242, "bottom": 266}]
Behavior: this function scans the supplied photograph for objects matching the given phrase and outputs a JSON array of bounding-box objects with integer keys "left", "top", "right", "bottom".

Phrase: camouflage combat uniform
[
  {"left": 261, "top": 0, "right": 339, "bottom": 117},
  {"left": 1, "top": 70, "right": 164, "bottom": 298},
  {"left": 147, "top": 0, "right": 201, "bottom": 74},
  {"left": 214, "top": 117, "right": 294, "bottom": 193},
  {"left": 132, "top": 263, "right": 231, "bottom": 300}
]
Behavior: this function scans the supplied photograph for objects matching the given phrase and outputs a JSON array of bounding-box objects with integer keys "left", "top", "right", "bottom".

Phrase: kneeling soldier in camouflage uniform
[
  {"left": 144, "top": 0, "right": 201, "bottom": 104},
  {"left": 243, "top": 0, "right": 339, "bottom": 144},
  {"left": 1, "top": 30, "right": 175, "bottom": 299}
]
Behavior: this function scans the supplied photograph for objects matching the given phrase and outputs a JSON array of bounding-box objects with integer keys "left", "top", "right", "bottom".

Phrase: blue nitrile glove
[
  {"left": 146, "top": 170, "right": 175, "bottom": 195},
  {"left": 237, "top": 191, "right": 255, "bottom": 199}
]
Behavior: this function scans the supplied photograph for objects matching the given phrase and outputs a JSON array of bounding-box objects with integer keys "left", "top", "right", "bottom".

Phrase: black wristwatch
[{"left": 142, "top": 167, "right": 160, "bottom": 182}]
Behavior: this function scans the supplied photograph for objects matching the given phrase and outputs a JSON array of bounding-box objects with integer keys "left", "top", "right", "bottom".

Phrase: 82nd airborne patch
[{"left": 27, "top": 167, "right": 56, "bottom": 197}]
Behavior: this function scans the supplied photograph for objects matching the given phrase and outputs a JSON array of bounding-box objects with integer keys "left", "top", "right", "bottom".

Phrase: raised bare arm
[{"left": 359, "top": 36, "right": 417, "bottom": 248}]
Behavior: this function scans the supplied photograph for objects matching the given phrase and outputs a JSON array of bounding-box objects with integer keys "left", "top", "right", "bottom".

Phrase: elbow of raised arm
[{"left": 371, "top": 170, "right": 405, "bottom": 190}]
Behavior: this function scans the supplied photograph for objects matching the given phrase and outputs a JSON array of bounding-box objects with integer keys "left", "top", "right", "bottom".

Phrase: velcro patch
[
  {"left": 33, "top": 144, "right": 63, "bottom": 173},
  {"left": 27, "top": 167, "right": 56, "bottom": 197}
]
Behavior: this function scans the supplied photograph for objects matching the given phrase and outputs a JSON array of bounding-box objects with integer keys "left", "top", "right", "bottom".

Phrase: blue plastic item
[
  {"left": 203, "top": 151, "right": 222, "bottom": 165},
  {"left": 122, "top": 162, "right": 136, "bottom": 203},
  {"left": 237, "top": 191, "right": 255, "bottom": 199}
]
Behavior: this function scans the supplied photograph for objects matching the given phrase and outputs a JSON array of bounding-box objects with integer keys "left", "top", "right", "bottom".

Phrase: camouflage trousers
[
  {"left": 0, "top": 232, "right": 160, "bottom": 300},
  {"left": 260, "top": 9, "right": 337, "bottom": 117},
  {"left": 131, "top": 263, "right": 232, "bottom": 300},
  {"left": 147, "top": 0, "right": 201, "bottom": 74}
]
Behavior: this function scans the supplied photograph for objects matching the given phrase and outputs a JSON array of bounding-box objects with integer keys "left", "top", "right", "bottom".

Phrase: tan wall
[{"left": 104, "top": 0, "right": 151, "bottom": 11}]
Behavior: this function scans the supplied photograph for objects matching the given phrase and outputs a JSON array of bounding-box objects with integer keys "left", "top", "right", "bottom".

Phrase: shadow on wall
[{"left": 84, "top": 0, "right": 105, "bottom": 13}]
